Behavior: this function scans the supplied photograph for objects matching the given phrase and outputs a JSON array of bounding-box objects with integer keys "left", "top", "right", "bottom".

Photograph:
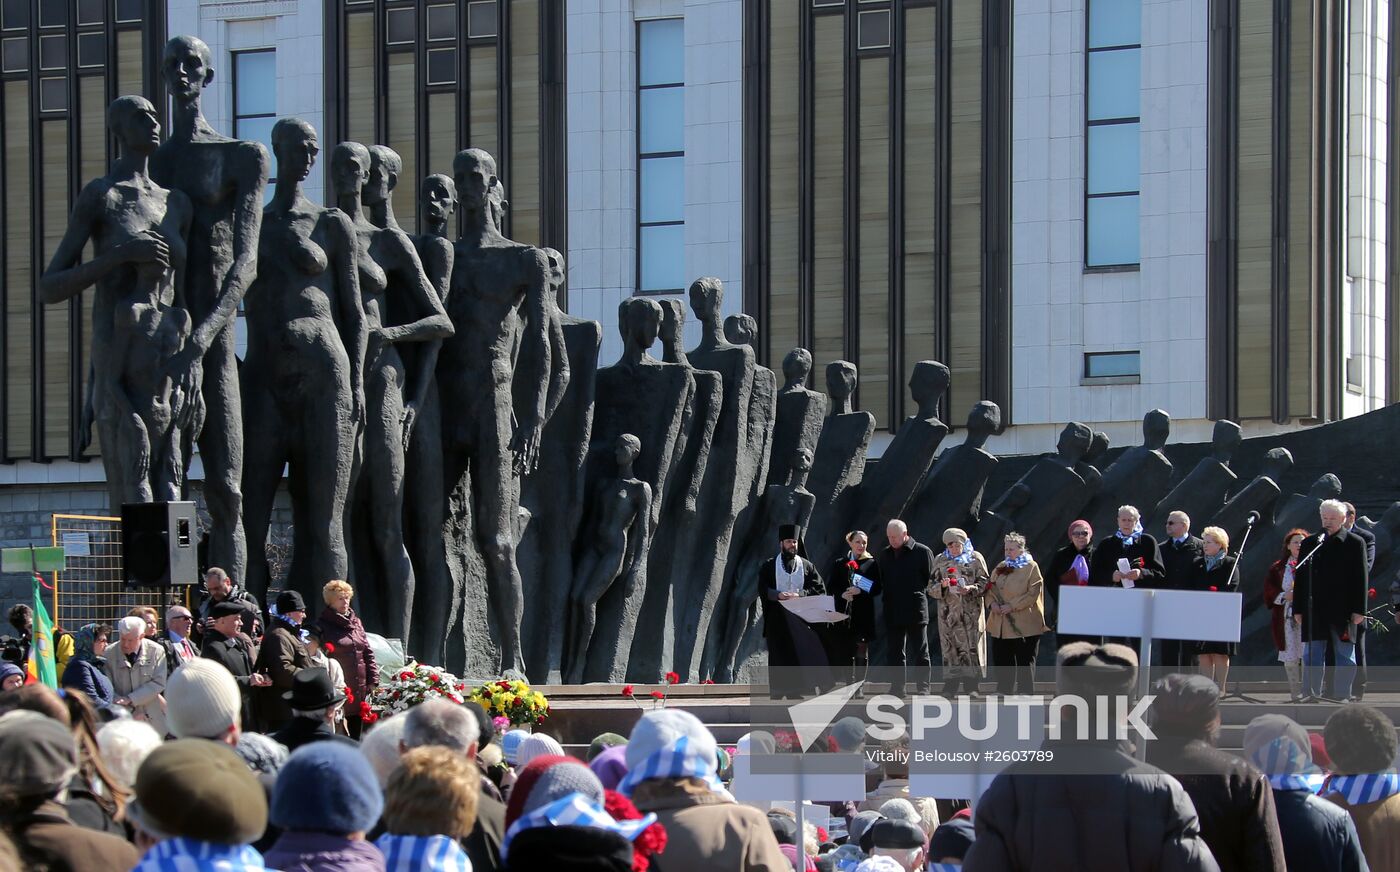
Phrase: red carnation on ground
[
  {"left": 622, "top": 685, "right": 635, "bottom": 697},
  {"left": 400, "top": 670, "right": 413, "bottom": 680},
  {"left": 650, "top": 690, "right": 665, "bottom": 699},
  {"left": 701, "top": 679, "right": 715, "bottom": 685},
  {"left": 665, "top": 671, "right": 680, "bottom": 685}
]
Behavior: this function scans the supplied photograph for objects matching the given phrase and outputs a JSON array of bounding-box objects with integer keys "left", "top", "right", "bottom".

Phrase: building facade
[{"left": 0, "top": 0, "right": 1393, "bottom": 520}]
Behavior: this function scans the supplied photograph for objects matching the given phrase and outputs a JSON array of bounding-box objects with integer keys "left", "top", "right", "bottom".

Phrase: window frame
[
  {"left": 1083, "top": 0, "right": 1142, "bottom": 271},
  {"left": 1082, "top": 350, "right": 1142, "bottom": 384},
  {"left": 231, "top": 49, "right": 277, "bottom": 190},
  {"left": 636, "top": 17, "right": 685, "bottom": 296}
]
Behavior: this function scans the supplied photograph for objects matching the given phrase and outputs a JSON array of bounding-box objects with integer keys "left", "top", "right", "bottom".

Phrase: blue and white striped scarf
[
  {"left": 1004, "top": 551, "right": 1032, "bottom": 570},
  {"left": 944, "top": 539, "right": 976, "bottom": 566},
  {"left": 1115, "top": 521, "right": 1144, "bottom": 547},
  {"left": 1327, "top": 771, "right": 1400, "bottom": 806},
  {"left": 617, "top": 734, "right": 735, "bottom": 800},
  {"left": 1249, "top": 737, "right": 1326, "bottom": 793},
  {"left": 501, "top": 792, "right": 656, "bottom": 860},
  {"left": 376, "top": 834, "right": 472, "bottom": 871},
  {"left": 133, "top": 839, "right": 273, "bottom": 872}
]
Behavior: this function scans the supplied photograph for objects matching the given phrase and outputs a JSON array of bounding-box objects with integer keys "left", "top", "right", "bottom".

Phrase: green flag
[{"left": 27, "top": 575, "right": 57, "bottom": 688}]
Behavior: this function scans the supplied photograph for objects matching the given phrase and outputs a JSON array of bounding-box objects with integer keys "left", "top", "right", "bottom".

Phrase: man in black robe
[{"left": 761, "top": 523, "right": 825, "bottom": 697}]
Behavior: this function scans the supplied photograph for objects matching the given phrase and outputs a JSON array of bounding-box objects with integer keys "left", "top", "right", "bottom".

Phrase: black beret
[{"left": 870, "top": 818, "right": 925, "bottom": 850}]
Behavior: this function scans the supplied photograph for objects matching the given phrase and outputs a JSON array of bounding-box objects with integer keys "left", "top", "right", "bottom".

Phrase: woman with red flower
[
  {"left": 1189, "top": 526, "right": 1237, "bottom": 689},
  {"left": 317, "top": 579, "right": 379, "bottom": 738},
  {"left": 826, "top": 530, "right": 880, "bottom": 685},
  {"left": 929, "top": 528, "right": 990, "bottom": 696}
]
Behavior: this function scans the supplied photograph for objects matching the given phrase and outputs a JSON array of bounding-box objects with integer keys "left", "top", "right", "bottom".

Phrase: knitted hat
[
  {"left": 831, "top": 717, "right": 867, "bottom": 752},
  {"left": 878, "top": 798, "right": 920, "bottom": 829},
  {"left": 928, "top": 818, "right": 975, "bottom": 861},
  {"left": 0, "top": 710, "right": 77, "bottom": 797},
  {"left": 1149, "top": 674, "right": 1221, "bottom": 739},
  {"left": 624, "top": 709, "right": 717, "bottom": 774},
  {"left": 589, "top": 745, "right": 630, "bottom": 791},
  {"left": 518, "top": 733, "right": 566, "bottom": 768},
  {"left": 505, "top": 755, "right": 589, "bottom": 829},
  {"left": 275, "top": 590, "right": 307, "bottom": 614},
  {"left": 234, "top": 732, "right": 290, "bottom": 776},
  {"left": 0, "top": 661, "right": 22, "bottom": 687},
  {"left": 167, "top": 659, "right": 243, "bottom": 739},
  {"left": 522, "top": 761, "right": 605, "bottom": 817},
  {"left": 271, "top": 741, "right": 384, "bottom": 834},
  {"left": 587, "top": 732, "right": 627, "bottom": 762},
  {"left": 502, "top": 729, "right": 531, "bottom": 765},
  {"left": 127, "top": 739, "right": 267, "bottom": 845},
  {"left": 942, "top": 528, "right": 969, "bottom": 545}
]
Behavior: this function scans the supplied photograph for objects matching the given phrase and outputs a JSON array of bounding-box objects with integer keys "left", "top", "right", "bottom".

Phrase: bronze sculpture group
[{"left": 43, "top": 35, "right": 1398, "bottom": 683}]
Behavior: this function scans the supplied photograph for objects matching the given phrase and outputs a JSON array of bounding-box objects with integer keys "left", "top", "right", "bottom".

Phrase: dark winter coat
[
  {"left": 254, "top": 617, "right": 310, "bottom": 730},
  {"left": 1145, "top": 738, "right": 1286, "bottom": 872},
  {"left": 875, "top": 537, "right": 937, "bottom": 627},
  {"left": 1089, "top": 533, "right": 1166, "bottom": 589},
  {"left": 1161, "top": 535, "right": 1205, "bottom": 591},
  {"left": 1294, "top": 529, "right": 1369, "bottom": 643},
  {"left": 193, "top": 584, "right": 262, "bottom": 646},
  {"left": 4, "top": 799, "right": 139, "bottom": 872},
  {"left": 201, "top": 629, "right": 260, "bottom": 730},
  {"left": 60, "top": 657, "right": 114, "bottom": 709},
  {"left": 1045, "top": 543, "right": 1093, "bottom": 627},
  {"left": 828, "top": 553, "right": 880, "bottom": 641},
  {"left": 962, "top": 739, "right": 1220, "bottom": 872},
  {"left": 1271, "top": 789, "right": 1368, "bottom": 872},
  {"left": 318, "top": 606, "right": 379, "bottom": 704}
]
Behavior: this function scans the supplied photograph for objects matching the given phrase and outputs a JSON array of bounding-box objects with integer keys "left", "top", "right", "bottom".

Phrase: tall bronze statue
[{"left": 150, "top": 35, "right": 269, "bottom": 584}]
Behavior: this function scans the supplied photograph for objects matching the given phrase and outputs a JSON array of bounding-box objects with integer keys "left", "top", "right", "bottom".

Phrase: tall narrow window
[
  {"left": 232, "top": 50, "right": 277, "bottom": 186},
  {"left": 1085, "top": 0, "right": 1140, "bottom": 267},
  {"left": 637, "top": 18, "right": 684, "bottom": 294}
]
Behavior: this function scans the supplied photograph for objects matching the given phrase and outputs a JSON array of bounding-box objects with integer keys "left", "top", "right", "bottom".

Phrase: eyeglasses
[{"left": 1070, "top": 531, "right": 1090, "bottom": 538}]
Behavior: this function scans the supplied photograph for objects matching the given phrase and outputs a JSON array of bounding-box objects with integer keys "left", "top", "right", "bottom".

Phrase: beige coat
[
  {"left": 104, "top": 638, "right": 168, "bottom": 736},
  {"left": 985, "top": 560, "right": 1048, "bottom": 639},
  {"left": 631, "top": 776, "right": 791, "bottom": 872},
  {"left": 1329, "top": 792, "right": 1400, "bottom": 872},
  {"left": 929, "top": 552, "right": 989, "bottom": 677}
]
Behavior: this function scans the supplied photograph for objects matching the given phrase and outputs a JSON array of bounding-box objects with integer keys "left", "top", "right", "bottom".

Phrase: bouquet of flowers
[
  {"left": 367, "top": 662, "right": 468, "bottom": 720},
  {"left": 469, "top": 678, "right": 551, "bottom": 727}
]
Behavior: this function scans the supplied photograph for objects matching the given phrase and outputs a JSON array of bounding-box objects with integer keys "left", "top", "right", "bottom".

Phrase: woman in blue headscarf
[{"left": 61, "top": 622, "right": 115, "bottom": 710}]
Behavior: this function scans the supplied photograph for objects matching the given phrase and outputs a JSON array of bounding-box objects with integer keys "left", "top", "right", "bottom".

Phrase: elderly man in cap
[
  {"left": 0, "top": 710, "right": 139, "bottom": 869},
  {"left": 1146, "top": 673, "right": 1286, "bottom": 871},
  {"left": 203, "top": 599, "right": 272, "bottom": 729},
  {"left": 962, "top": 643, "right": 1219, "bottom": 871},
  {"left": 868, "top": 818, "right": 927, "bottom": 871},
  {"left": 167, "top": 657, "right": 247, "bottom": 746},
  {"left": 163, "top": 604, "right": 201, "bottom": 667},
  {"left": 1243, "top": 714, "right": 1366, "bottom": 871},
  {"left": 254, "top": 589, "right": 311, "bottom": 730},
  {"left": 269, "top": 667, "right": 355, "bottom": 752},
  {"left": 760, "top": 522, "right": 825, "bottom": 698},
  {"left": 106, "top": 614, "right": 170, "bottom": 735},
  {"left": 128, "top": 738, "right": 272, "bottom": 870}
]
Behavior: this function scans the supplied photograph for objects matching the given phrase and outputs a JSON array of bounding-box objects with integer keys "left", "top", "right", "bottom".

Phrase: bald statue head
[
  {"left": 965, "top": 401, "right": 1002, "bottom": 447},
  {"left": 330, "top": 141, "right": 371, "bottom": 199},
  {"left": 363, "top": 145, "right": 402, "bottom": 206},
  {"left": 162, "top": 35, "right": 215, "bottom": 105},
  {"left": 619, "top": 297, "right": 663, "bottom": 353},
  {"left": 107, "top": 96, "right": 161, "bottom": 156},
  {"left": 689, "top": 276, "right": 724, "bottom": 327},
  {"left": 420, "top": 173, "right": 458, "bottom": 229},
  {"left": 826, "top": 361, "right": 858, "bottom": 405},
  {"left": 724, "top": 314, "right": 757, "bottom": 348},
  {"left": 909, "top": 361, "right": 950, "bottom": 419},
  {"left": 453, "top": 147, "right": 498, "bottom": 217},
  {"left": 1143, "top": 409, "right": 1170, "bottom": 451},
  {"left": 270, "top": 118, "right": 318, "bottom": 184},
  {"left": 781, "top": 349, "right": 813, "bottom": 389}
]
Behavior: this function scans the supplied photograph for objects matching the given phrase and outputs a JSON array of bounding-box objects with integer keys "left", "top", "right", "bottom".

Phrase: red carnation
[
  {"left": 605, "top": 790, "right": 667, "bottom": 872},
  {"left": 344, "top": 686, "right": 355, "bottom": 705},
  {"left": 399, "top": 670, "right": 413, "bottom": 680},
  {"left": 817, "top": 826, "right": 829, "bottom": 843},
  {"left": 702, "top": 679, "right": 715, "bottom": 685},
  {"left": 665, "top": 671, "right": 680, "bottom": 685},
  {"left": 650, "top": 690, "right": 665, "bottom": 699},
  {"left": 622, "top": 685, "right": 635, "bottom": 697},
  {"left": 359, "top": 700, "right": 378, "bottom": 725},
  {"left": 498, "top": 680, "right": 511, "bottom": 689},
  {"left": 846, "top": 560, "right": 859, "bottom": 570},
  {"left": 1135, "top": 557, "right": 1146, "bottom": 569},
  {"left": 1209, "top": 586, "right": 1218, "bottom": 592},
  {"left": 323, "top": 641, "right": 335, "bottom": 654},
  {"left": 1370, "top": 588, "right": 1378, "bottom": 598}
]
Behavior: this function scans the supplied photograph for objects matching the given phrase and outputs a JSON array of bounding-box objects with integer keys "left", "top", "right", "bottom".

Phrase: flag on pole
[{"left": 26, "top": 574, "right": 57, "bottom": 688}]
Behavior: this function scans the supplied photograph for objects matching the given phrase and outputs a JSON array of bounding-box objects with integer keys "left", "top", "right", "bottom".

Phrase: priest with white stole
[{"left": 760, "top": 524, "right": 825, "bottom": 697}]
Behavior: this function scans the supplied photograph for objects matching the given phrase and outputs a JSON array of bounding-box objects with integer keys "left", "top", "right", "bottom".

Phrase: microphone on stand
[{"left": 1245, "top": 511, "right": 1261, "bottom": 526}]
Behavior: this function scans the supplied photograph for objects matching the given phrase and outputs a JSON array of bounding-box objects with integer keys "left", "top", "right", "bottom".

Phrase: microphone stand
[
  {"left": 1293, "top": 532, "right": 1327, "bottom": 702},
  {"left": 1220, "top": 516, "right": 1262, "bottom": 703}
]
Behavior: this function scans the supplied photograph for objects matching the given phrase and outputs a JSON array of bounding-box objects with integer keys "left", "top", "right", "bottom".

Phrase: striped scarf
[
  {"left": 376, "top": 834, "right": 472, "bottom": 871},
  {"left": 1115, "top": 521, "right": 1144, "bottom": 546},
  {"left": 1249, "top": 737, "right": 1325, "bottom": 793},
  {"left": 617, "top": 734, "right": 735, "bottom": 801},
  {"left": 1004, "top": 551, "right": 1032, "bottom": 570},
  {"left": 944, "top": 540, "right": 976, "bottom": 566},
  {"left": 1327, "top": 771, "right": 1400, "bottom": 805},
  {"left": 132, "top": 839, "right": 271, "bottom": 872},
  {"left": 1204, "top": 553, "right": 1224, "bottom": 572},
  {"left": 501, "top": 792, "right": 656, "bottom": 860}
]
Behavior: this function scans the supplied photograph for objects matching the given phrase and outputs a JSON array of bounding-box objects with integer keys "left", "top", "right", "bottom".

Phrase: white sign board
[
  {"left": 1058, "top": 587, "right": 1242, "bottom": 642},
  {"left": 60, "top": 532, "right": 90, "bottom": 557}
]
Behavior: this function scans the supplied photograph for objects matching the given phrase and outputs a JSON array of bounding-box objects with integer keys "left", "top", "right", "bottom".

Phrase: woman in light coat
[
  {"left": 104, "top": 615, "right": 169, "bottom": 736},
  {"left": 929, "top": 528, "right": 989, "bottom": 697},
  {"left": 985, "top": 533, "right": 1047, "bottom": 695}
]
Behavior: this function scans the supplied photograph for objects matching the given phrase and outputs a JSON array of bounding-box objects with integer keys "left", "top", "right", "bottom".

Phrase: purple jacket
[
  {"left": 318, "top": 606, "right": 379, "bottom": 704},
  {"left": 263, "top": 831, "right": 386, "bottom": 872}
]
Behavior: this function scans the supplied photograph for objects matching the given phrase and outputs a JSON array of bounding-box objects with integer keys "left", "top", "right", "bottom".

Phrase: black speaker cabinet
[{"left": 121, "top": 501, "right": 198, "bottom": 588}]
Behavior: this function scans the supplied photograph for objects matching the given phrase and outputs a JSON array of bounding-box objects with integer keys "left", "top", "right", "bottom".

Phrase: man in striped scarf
[{"left": 1323, "top": 704, "right": 1400, "bottom": 871}]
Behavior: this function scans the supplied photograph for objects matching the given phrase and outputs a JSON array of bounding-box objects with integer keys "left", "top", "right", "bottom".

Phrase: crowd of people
[{"left": 819, "top": 498, "right": 1385, "bottom": 703}]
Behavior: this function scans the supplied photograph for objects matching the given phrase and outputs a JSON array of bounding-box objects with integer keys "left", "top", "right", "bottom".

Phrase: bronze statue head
[
  {"left": 271, "top": 118, "right": 319, "bottom": 183},
  {"left": 108, "top": 96, "right": 161, "bottom": 156},
  {"left": 363, "top": 145, "right": 402, "bottom": 206},
  {"left": 162, "top": 35, "right": 215, "bottom": 105},
  {"left": 782, "top": 348, "right": 813, "bottom": 387}
]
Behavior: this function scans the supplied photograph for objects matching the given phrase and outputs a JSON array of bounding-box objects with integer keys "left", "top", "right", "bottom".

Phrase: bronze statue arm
[
  {"left": 401, "top": 237, "right": 452, "bottom": 446},
  {"left": 622, "top": 484, "right": 654, "bottom": 597},
  {"left": 189, "top": 143, "right": 268, "bottom": 354},
  {"left": 509, "top": 246, "right": 553, "bottom": 474},
  {"left": 41, "top": 182, "right": 164, "bottom": 304},
  {"left": 376, "top": 233, "right": 454, "bottom": 345}
]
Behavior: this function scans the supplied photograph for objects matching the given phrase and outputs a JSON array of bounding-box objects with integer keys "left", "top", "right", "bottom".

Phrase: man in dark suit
[
  {"left": 877, "top": 519, "right": 937, "bottom": 697},
  {"left": 1344, "top": 502, "right": 1376, "bottom": 699},
  {"left": 1159, "top": 510, "right": 1203, "bottom": 670},
  {"left": 1294, "top": 500, "right": 1369, "bottom": 701},
  {"left": 201, "top": 601, "right": 271, "bottom": 730}
]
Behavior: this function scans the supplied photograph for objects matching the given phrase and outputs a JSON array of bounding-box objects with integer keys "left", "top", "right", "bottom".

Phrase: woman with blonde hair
[
  {"left": 829, "top": 529, "right": 880, "bottom": 685},
  {"left": 929, "top": 528, "right": 989, "bottom": 697},
  {"left": 1191, "top": 526, "right": 1237, "bottom": 689},
  {"left": 986, "top": 533, "right": 1047, "bottom": 695},
  {"left": 318, "top": 579, "right": 378, "bottom": 738},
  {"left": 376, "top": 746, "right": 479, "bottom": 869}
]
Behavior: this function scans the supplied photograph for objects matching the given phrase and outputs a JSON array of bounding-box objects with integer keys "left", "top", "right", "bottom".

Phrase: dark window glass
[
  {"left": 39, "top": 34, "right": 66, "bottom": 70},
  {"left": 115, "top": 0, "right": 142, "bottom": 22},
  {"left": 39, "top": 0, "right": 67, "bottom": 28},
  {"left": 77, "top": 0, "right": 103, "bottom": 25},
  {"left": 427, "top": 4, "right": 455, "bottom": 41},
  {"left": 2, "top": 36, "right": 26, "bottom": 72},
  {"left": 39, "top": 76, "right": 67, "bottom": 112},
  {"left": 1, "top": 0, "right": 29, "bottom": 31},
  {"left": 857, "top": 10, "right": 891, "bottom": 49},
  {"left": 77, "top": 32, "right": 104, "bottom": 67},
  {"left": 467, "top": 1, "right": 498, "bottom": 38},
  {"left": 386, "top": 7, "right": 415, "bottom": 44},
  {"left": 1084, "top": 351, "right": 1141, "bottom": 379},
  {"left": 427, "top": 47, "right": 455, "bottom": 84}
]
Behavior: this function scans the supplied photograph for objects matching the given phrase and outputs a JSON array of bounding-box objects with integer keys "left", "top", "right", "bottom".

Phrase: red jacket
[
  {"left": 318, "top": 606, "right": 379, "bottom": 703},
  {"left": 1263, "top": 558, "right": 1290, "bottom": 651}
]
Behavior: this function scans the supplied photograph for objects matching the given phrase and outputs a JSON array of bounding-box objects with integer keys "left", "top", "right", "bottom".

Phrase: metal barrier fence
[{"left": 50, "top": 514, "right": 186, "bottom": 630}]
